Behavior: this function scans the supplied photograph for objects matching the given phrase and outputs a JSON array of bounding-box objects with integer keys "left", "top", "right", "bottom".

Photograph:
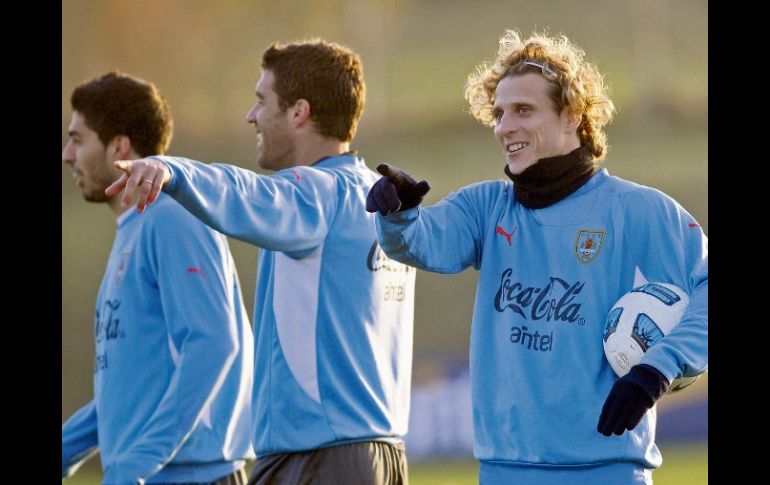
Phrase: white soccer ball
[{"left": 602, "top": 282, "right": 699, "bottom": 394}]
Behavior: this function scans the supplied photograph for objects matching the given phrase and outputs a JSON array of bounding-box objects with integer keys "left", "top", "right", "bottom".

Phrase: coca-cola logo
[
  {"left": 494, "top": 268, "right": 584, "bottom": 323},
  {"left": 95, "top": 299, "right": 125, "bottom": 343}
]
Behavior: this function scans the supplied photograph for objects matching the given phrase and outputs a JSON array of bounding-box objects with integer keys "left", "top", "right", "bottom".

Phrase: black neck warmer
[{"left": 504, "top": 146, "right": 597, "bottom": 209}]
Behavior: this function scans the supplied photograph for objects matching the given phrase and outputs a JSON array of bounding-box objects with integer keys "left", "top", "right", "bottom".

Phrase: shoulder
[
  {"left": 603, "top": 174, "right": 700, "bottom": 234},
  {"left": 143, "top": 194, "right": 221, "bottom": 240},
  {"left": 452, "top": 179, "right": 510, "bottom": 198},
  {"left": 449, "top": 179, "right": 512, "bottom": 208},
  {"left": 604, "top": 174, "right": 684, "bottom": 215}
]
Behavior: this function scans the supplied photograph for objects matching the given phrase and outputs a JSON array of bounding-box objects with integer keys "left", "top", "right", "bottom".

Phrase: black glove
[
  {"left": 365, "top": 163, "right": 431, "bottom": 215},
  {"left": 597, "top": 364, "right": 669, "bottom": 436}
]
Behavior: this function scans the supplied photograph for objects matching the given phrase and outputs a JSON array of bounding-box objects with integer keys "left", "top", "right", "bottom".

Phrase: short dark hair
[
  {"left": 71, "top": 71, "right": 173, "bottom": 156},
  {"left": 262, "top": 39, "right": 365, "bottom": 142}
]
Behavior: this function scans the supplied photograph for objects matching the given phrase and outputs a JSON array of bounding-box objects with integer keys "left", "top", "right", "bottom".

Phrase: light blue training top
[
  {"left": 376, "top": 169, "right": 707, "bottom": 482},
  {"left": 62, "top": 193, "right": 255, "bottom": 484},
  {"left": 157, "top": 154, "right": 416, "bottom": 456}
]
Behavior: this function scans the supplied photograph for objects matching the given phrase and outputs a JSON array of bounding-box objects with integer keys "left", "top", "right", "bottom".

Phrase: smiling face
[
  {"left": 245, "top": 70, "right": 296, "bottom": 171},
  {"left": 62, "top": 111, "right": 123, "bottom": 203},
  {"left": 492, "top": 73, "right": 581, "bottom": 175}
]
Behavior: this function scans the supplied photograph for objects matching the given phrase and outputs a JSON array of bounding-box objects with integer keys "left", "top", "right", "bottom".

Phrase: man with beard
[
  {"left": 105, "top": 40, "right": 415, "bottom": 485},
  {"left": 62, "top": 71, "right": 254, "bottom": 484}
]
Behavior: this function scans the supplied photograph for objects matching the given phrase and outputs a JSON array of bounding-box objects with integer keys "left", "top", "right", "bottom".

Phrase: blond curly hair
[{"left": 465, "top": 30, "right": 616, "bottom": 160}]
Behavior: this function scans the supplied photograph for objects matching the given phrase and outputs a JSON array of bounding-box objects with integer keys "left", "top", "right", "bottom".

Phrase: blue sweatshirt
[
  {"left": 376, "top": 169, "right": 707, "bottom": 475},
  {"left": 155, "top": 154, "right": 415, "bottom": 456},
  {"left": 62, "top": 194, "right": 254, "bottom": 484}
]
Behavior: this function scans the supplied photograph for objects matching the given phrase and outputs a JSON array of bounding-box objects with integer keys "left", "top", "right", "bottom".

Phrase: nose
[
  {"left": 246, "top": 104, "right": 257, "bottom": 125},
  {"left": 62, "top": 140, "right": 75, "bottom": 166},
  {"left": 494, "top": 112, "right": 518, "bottom": 138}
]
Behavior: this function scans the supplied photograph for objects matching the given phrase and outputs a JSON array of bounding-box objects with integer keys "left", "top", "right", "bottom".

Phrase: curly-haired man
[{"left": 367, "top": 30, "right": 707, "bottom": 485}]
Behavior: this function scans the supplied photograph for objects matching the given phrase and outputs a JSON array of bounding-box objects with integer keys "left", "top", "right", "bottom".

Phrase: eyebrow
[
  {"left": 67, "top": 130, "right": 81, "bottom": 138},
  {"left": 492, "top": 102, "right": 534, "bottom": 110},
  {"left": 255, "top": 91, "right": 265, "bottom": 100}
]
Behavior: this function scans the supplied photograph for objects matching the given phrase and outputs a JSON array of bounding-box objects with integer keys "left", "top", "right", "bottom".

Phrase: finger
[
  {"left": 376, "top": 163, "right": 392, "bottom": 177},
  {"left": 376, "top": 163, "right": 404, "bottom": 184},
  {"left": 113, "top": 159, "right": 134, "bottom": 174},
  {"left": 365, "top": 189, "right": 379, "bottom": 213},
  {"left": 372, "top": 185, "right": 395, "bottom": 215},
  {"left": 135, "top": 175, "right": 156, "bottom": 213},
  {"left": 121, "top": 171, "right": 147, "bottom": 209},
  {"left": 105, "top": 173, "right": 129, "bottom": 197},
  {"left": 144, "top": 169, "right": 165, "bottom": 206},
  {"left": 382, "top": 178, "right": 402, "bottom": 212},
  {"left": 414, "top": 180, "right": 431, "bottom": 196},
  {"left": 611, "top": 399, "right": 635, "bottom": 436},
  {"left": 366, "top": 179, "right": 389, "bottom": 213},
  {"left": 623, "top": 405, "right": 648, "bottom": 433},
  {"left": 597, "top": 392, "right": 618, "bottom": 436}
]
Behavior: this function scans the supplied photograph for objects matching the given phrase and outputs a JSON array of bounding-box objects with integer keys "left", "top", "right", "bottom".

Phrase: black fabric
[
  {"left": 248, "top": 441, "right": 408, "bottom": 485},
  {"left": 160, "top": 467, "right": 248, "bottom": 485},
  {"left": 504, "top": 145, "right": 597, "bottom": 209},
  {"left": 597, "top": 364, "right": 670, "bottom": 436},
  {"left": 366, "top": 163, "right": 431, "bottom": 215}
]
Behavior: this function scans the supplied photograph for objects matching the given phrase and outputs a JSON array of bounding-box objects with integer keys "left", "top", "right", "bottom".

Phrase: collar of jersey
[
  {"left": 310, "top": 151, "right": 361, "bottom": 168},
  {"left": 527, "top": 168, "right": 610, "bottom": 226}
]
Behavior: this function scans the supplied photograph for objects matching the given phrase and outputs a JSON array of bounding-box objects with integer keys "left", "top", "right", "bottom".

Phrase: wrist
[{"left": 628, "top": 364, "right": 669, "bottom": 401}]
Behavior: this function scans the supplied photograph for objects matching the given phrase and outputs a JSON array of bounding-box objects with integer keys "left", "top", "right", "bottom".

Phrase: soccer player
[
  {"left": 61, "top": 72, "right": 254, "bottom": 484},
  {"left": 105, "top": 40, "right": 415, "bottom": 485},
  {"left": 366, "top": 30, "right": 707, "bottom": 484}
]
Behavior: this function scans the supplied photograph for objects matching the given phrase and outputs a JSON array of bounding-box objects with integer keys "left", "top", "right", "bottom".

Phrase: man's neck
[
  {"left": 108, "top": 197, "right": 132, "bottom": 218},
  {"left": 292, "top": 138, "right": 351, "bottom": 167}
]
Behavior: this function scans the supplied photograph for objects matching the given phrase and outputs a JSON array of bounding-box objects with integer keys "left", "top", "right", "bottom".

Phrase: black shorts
[
  {"left": 248, "top": 441, "right": 408, "bottom": 485},
  {"left": 162, "top": 467, "right": 248, "bottom": 485}
]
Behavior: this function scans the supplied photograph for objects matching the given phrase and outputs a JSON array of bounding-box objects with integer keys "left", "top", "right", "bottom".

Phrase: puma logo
[{"left": 496, "top": 225, "right": 517, "bottom": 246}]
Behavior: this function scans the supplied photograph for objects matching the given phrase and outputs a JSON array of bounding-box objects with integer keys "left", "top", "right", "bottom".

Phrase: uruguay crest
[{"left": 574, "top": 230, "right": 605, "bottom": 264}]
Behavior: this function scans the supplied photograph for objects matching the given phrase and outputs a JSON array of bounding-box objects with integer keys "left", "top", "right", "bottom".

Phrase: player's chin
[
  {"left": 506, "top": 160, "right": 533, "bottom": 175},
  {"left": 83, "top": 192, "right": 109, "bottom": 203}
]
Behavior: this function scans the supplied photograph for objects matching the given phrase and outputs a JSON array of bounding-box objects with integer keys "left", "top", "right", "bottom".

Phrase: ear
[
  {"left": 107, "top": 135, "right": 134, "bottom": 160},
  {"left": 561, "top": 108, "right": 581, "bottom": 133},
  {"left": 290, "top": 99, "right": 311, "bottom": 128}
]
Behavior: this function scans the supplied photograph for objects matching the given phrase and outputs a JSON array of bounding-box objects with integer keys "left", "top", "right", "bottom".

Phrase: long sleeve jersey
[
  {"left": 376, "top": 168, "right": 707, "bottom": 472},
  {"left": 154, "top": 154, "right": 415, "bottom": 456},
  {"left": 62, "top": 194, "right": 255, "bottom": 484}
]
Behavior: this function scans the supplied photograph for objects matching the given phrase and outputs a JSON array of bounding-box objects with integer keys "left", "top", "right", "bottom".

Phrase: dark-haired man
[
  {"left": 62, "top": 72, "right": 254, "bottom": 485},
  {"left": 107, "top": 40, "right": 414, "bottom": 485}
]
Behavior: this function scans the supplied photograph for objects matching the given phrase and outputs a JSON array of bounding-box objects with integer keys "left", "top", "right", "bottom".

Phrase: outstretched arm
[
  {"left": 107, "top": 156, "right": 336, "bottom": 254},
  {"left": 368, "top": 163, "right": 497, "bottom": 274}
]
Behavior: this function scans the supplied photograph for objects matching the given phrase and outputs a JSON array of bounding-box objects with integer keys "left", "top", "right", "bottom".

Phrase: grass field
[{"left": 63, "top": 442, "right": 706, "bottom": 484}]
